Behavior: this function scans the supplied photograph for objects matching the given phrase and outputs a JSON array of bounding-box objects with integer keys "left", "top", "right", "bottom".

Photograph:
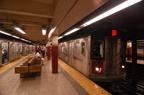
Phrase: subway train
[
  {"left": 59, "top": 30, "right": 126, "bottom": 82},
  {"left": 0, "top": 37, "right": 35, "bottom": 66}
]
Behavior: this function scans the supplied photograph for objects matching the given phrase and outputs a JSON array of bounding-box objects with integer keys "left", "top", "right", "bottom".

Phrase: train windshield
[{"left": 92, "top": 40, "right": 103, "bottom": 59}]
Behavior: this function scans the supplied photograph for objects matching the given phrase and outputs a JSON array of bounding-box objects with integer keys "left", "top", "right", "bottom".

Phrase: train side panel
[
  {"left": 0, "top": 38, "right": 35, "bottom": 67},
  {"left": 72, "top": 36, "right": 90, "bottom": 76},
  {"left": 59, "top": 36, "right": 91, "bottom": 76}
]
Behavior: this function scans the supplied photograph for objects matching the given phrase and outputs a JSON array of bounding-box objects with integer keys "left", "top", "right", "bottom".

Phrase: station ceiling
[
  {"left": 0, "top": 0, "right": 57, "bottom": 44},
  {"left": 0, "top": 0, "right": 109, "bottom": 44},
  {"left": 0, "top": 0, "right": 144, "bottom": 44}
]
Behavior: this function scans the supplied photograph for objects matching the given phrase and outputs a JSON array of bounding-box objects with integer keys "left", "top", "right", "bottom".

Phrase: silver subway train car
[
  {"left": 59, "top": 33, "right": 126, "bottom": 82},
  {"left": 0, "top": 38, "right": 35, "bottom": 66}
]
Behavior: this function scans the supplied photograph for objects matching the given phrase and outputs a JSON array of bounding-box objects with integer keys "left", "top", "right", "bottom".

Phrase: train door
[
  {"left": 26, "top": 45, "right": 29, "bottom": 54},
  {"left": 1, "top": 41, "right": 9, "bottom": 65},
  {"left": 14, "top": 43, "right": 19, "bottom": 59},
  {"left": 80, "top": 37, "right": 91, "bottom": 76},
  {"left": 22, "top": 44, "right": 27, "bottom": 56},
  {"left": 68, "top": 42, "right": 74, "bottom": 66},
  {"left": 19, "top": 43, "right": 22, "bottom": 57}
]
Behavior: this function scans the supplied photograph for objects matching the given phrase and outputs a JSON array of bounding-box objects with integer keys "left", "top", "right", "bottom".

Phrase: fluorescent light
[
  {"left": 42, "top": 29, "right": 46, "bottom": 35},
  {"left": 58, "top": 36, "right": 63, "bottom": 39},
  {"left": 14, "top": 27, "right": 26, "bottom": 34},
  {"left": 82, "top": 0, "right": 142, "bottom": 27},
  {"left": 12, "top": 35, "right": 20, "bottom": 39},
  {"left": 64, "top": 28, "right": 80, "bottom": 36},
  {"left": 0, "top": 30, "right": 31, "bottom": 43},
  {"left": 0, "top": 30, "right": 11, "bottom": 36},
  {"left": 21, "top": 38, "right": 31, "bottom": 43},
  {"left": 21, "top": 38, "right": 27, "bottom": 41},
  {"left": 21, "top": 38, "right": 25, "bottom": 41}
]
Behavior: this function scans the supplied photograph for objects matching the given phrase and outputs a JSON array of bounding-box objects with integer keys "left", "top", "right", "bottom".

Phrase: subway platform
[{"left": 0, "top": 54, "right": 111, "bottom": 95}]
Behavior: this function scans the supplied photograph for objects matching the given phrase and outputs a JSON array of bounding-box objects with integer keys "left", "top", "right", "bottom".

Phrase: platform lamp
[{"left": 42, "top": 26, "right": 47, "bottom": 35}]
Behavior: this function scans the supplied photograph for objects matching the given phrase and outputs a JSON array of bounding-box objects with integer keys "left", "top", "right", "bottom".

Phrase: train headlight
[
  {"left": 122, "top": 65, "right": 125, "bottom": 69},
  {"left": 95, "top": 67, "right": 99, "bottom": 71},
  {"left": 95, "top": 67, "right": 102, "bottom": 73},
  {"left": 92, "top": 60, "right": 103, "bottom": 74}
]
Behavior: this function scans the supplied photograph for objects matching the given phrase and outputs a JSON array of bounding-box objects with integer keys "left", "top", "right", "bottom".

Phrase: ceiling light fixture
[
  {"left": 14, "top": 27, "right": 26, "bottom": 34},
  {"left": 0, "top": 30, "right": 31, "bottom": 43},
  {"left": 81, "top": 0, "right": 142, "bottom": 27},
  {"left": 61, "top": 0, "right": 142, "bottom": 38},
  {"left": 64, "top": 28, "right": 80, "bottom": 36},
  {"left": 0, "top": 30, "right": 11, "bottom": 36},
  {"left": 21, "top": 38, "right": 31, "bottom": 43},
  {"left": 58, "top": 36, "right": 63, "bottom": 39},
  {"left": 12, "top": 35, "right": 20, "bottom": 39},
  {"left": 42, "top": 29, "right": 47, "bottom": 35}
]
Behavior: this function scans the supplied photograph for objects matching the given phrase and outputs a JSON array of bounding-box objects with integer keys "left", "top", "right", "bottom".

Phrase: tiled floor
[
  {"left": 0, "top": 56, "right": 84, "bottom": 95},
  {"left": 0, "top": 55, "right": 111, "bottom": 95},
  {"left": 58, "top": 59, "right": 111, "bottom": 95}
]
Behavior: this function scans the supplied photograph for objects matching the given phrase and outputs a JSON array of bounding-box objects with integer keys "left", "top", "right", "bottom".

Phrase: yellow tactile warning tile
[
  {"left": 0, "top": 53, "right": 33, "bottom": 74},
  {"left": 58, "top": 59, "right": 111, "bottom": 95}
]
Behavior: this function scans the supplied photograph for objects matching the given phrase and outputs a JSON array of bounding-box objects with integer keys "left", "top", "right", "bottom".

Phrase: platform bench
[{"left": 15, "top": 57, "right": 42, "bottom": 78}]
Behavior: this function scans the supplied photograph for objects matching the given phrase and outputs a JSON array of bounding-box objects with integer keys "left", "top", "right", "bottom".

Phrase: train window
[
  {"left": 19, "top": 44, "right": 22, "bottom": 56},
  {"left": 126, "top": 40, "right": 144, "bottom": 64},
  {"left": 126, "top": 41, "right": 132, "bottom": 61},
  {"left": 81, "top": 42, "right": 85, "bottom": 55},
  {"left": 62, "top": 47, "right": 64, "bottom": 52},
  {"left": 92, "top": 40, "right": 104, "bottom": 59},
  {"left": 75, "top": 40, "right": 79, "bottom": 54},
  {"left": 75, "top": 43, "right": 79, "bottom": 54},
  {"left": 62, "top": 44, "right": 65, "bottom": 52}
]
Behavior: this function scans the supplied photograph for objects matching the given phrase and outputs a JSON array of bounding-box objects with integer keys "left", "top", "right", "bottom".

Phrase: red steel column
[
  {"left": 52, "top": 36, "right": 58, "bottom": 73},
  {"left": 47, "top": 42, "right": 51, "bottom": 60}
]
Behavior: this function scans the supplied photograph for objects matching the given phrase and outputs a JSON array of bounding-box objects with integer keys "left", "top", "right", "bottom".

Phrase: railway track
[{"left": 96, "top": 63, "right": 144, "bottom": 95}]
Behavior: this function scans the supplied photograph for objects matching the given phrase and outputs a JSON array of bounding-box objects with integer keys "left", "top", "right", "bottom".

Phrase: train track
[{"left": 96, "top": 63, "right": 144, "bottom": 95}]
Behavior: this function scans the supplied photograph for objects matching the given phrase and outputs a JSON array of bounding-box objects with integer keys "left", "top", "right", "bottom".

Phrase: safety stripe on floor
[
  {"left": 0, "top": 53, "right": 34, "bottom": 77},
  {"left": 58, "top": 59, "right": 111, "bottom": 95},
  {"left": 59, "top": 64, "right": 89, "bottom": 95}
]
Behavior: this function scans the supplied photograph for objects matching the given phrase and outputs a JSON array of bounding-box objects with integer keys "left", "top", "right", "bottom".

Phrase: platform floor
[{"left": 0, "top": 54, "right": 111, "bottom": 95}]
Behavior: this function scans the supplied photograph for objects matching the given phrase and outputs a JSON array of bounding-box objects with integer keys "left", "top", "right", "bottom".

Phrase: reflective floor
[{"left": 0, "top": 54, "right": 111, "bottom": 95}]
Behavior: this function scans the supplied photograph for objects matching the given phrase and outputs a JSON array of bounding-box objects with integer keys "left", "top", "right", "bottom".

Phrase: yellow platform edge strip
[
  {"left": 58, "top": 59, "right": 111, "bottom": 95},
  {"left": 0, "top": 53, "right": 33, "bottom": 74}
]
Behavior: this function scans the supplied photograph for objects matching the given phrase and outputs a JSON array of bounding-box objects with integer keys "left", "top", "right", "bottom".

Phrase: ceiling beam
[
  {"left": 0, "top": 19, "right": 49, "bottom": 27},
  {"left": 0, "top": 9, "right": 53, "bottom": 18}
]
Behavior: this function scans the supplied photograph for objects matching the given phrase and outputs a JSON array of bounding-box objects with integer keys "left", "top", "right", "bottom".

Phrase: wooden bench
[{"left": 15, "top": 57, "right": 42, "bottom": 78}]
